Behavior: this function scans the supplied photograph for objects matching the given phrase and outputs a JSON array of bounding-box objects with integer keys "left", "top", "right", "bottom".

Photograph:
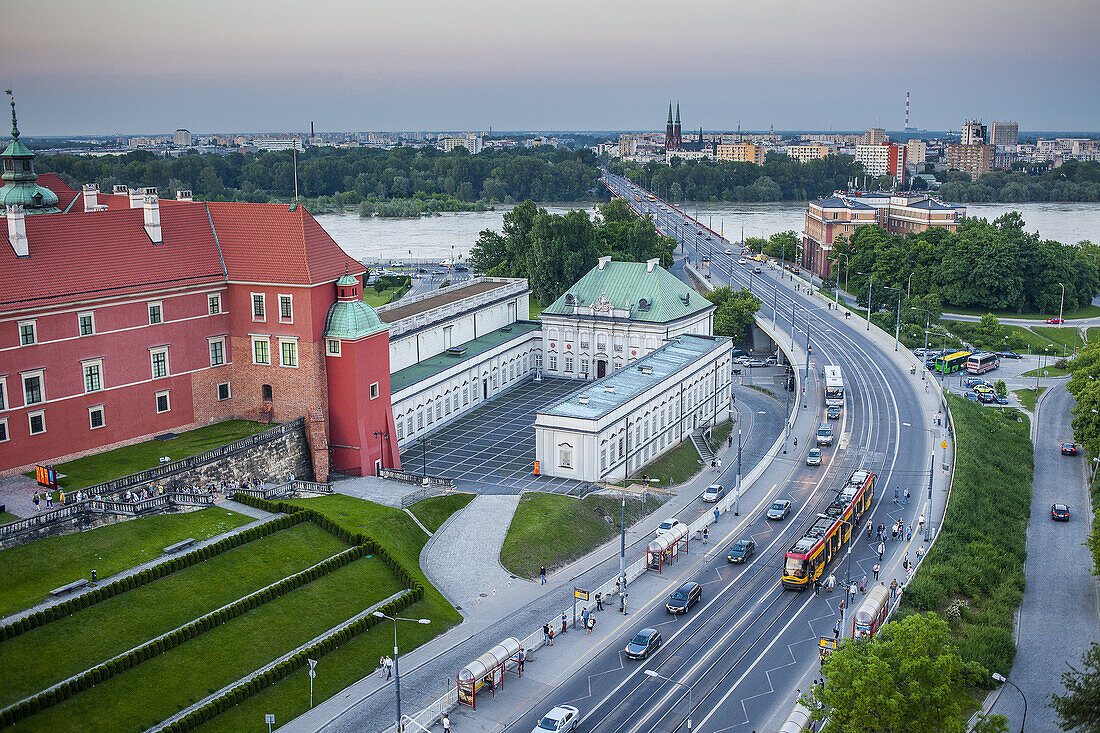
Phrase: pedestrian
[
  {"left": 849, "top": 582, "right": 857, "bottom": 599},
  {"left": 45, "top": 492, "right": 53, "bottom": 508},
  {"left": 860, "top": 575, "right": 868, "bottom": 594},
  {"left": 33, "top": 492, "right": 40, "bottom": 511},
  {"left": 906, "top": 523, "right": 912, "bottom": 541},
  {"left": 543, "top": 623, "right": 550, "bottom": 645},
  {"left": 813, "top": 577, "right": 821, "bottom": 596},
  {"left": 833, "top": 619, "right": 841, "bottom": 640},
  {"left": 877, "top": 541, "right": 885, "bottom": 560},
  {"left": 518, "top": 648, "right": 526, "bottom": 673},
  {"left": 890, "top": 525, "right": 897, "bottom": 541},
  {"left": 794, "top": 437, "right": 797, "bottom": 447},
  {"left": 702, "top": 527, "right": 709, "bottom": 544},
  {"left": 561, "top": 612, "right": 567, "bottom": 634},
  {"left": 826, "top": 573, "right": 836, "bottom": 592},
  {"left": 442, "top": 714, "right": 451, "bottom": 732},
  {"left": 903, "top": 488, "right": 910, "bottom": 504},
  {"left": 621, "top": 593, "right": 628, "bottom": 615},
  {"left": 581, "top": 607, "right": 589, "bottom": 627},
  {"left": 916, "top": 545, "right": 925, "bottom": 561},
  {"left": 918, "top": 514, "right": 925, "bottom": 533},
  {"left": 903, "top": 554, "right": 910, "bottom": 572},
  {"left": 711, "top": 459, "right": 717, "bottom": 471},
  {"left": 548, "top": 627, "right": 554, "bottom": 646},
  {"left": 713, "top": 507, "right": 720, "bottom": 523},
  {"left": 728, "top": 435, "right": 733, "bottom": 448},
  {"left": 586, "top": 616, "right": 595, "bottom": 635},
  {"left": 379, "top": 656, "right": 386, "bottom": 678},
  {"left": 872, "top": 562, "right": 880, "bottom": 580},
  {"left": 385, "top": 656, "right": 393, "bottom": 680},
  {"left": 866, "top": 522, "right": 872, "bottom": 540},
  {"left": 540, "top": 566, "right": 547, "bottom": 585},
  {"left": 878, "top": 523, "right": 885, "bottom": 540},
  {"left": 595, "top": 592, "right": 603, "bottom": 611},
  {"left": 889, "top": 578, "right": 898, "bottom": 602},
  {"left": 894, "top": 487, "right": 899, "bottom": 504},
  {"left": 716, "top": 457, "right": 722, "bottom": 471}
]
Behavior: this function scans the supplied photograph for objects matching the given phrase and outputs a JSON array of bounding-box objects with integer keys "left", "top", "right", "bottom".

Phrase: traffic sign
[{"left": 941, "top": 440, "right": 948, "bottom": 449}]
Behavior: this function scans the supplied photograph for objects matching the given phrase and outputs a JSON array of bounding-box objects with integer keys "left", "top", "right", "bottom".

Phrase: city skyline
[{"left": 7, "top": 0, "right": 1100, "bottom": 135}]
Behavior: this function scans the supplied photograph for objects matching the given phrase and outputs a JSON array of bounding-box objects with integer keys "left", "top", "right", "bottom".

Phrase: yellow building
[
  {"left": 786, "top": 143, "right": 831, "bottom": 163},
  {"left": 944, "top": 144, "right": 993, "bottom": 180},
  {"left": 716, "top": 143, "right": 764, "bottom": 165}
]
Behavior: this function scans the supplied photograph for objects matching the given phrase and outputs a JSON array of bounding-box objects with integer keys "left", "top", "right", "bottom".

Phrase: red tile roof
[
  {"left": 0, "top": 203, "right": 226, "bottom": 312},
  {"left": 35, "top": 173, "right": 79, "bottom": 211},
  {"left": 206, "top": 202, "right": 365, "bottom": 285}
]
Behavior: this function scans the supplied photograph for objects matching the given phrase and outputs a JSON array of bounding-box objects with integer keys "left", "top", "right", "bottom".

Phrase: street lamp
[
  {"left": 373, "top": 611, "right": 431, "bottom": 732},
  {"left": 858, "top": 271, "right": 874, "bottom": 331},
  {"left": 1058, "top": 282, "right": 1066, "bottom": 323},
  {"left": 991, "top": 672, "right": 1026, "bottom": 733},
  {"left": 907, "top": 272, "right": 915, "bottom": 299},
  {"left": 882, "top": 285, "right": 902, "bottom": 352},
  {"left": 822, "top": 515, "right": 855, "bottom": 638},
  {"left": 373, "top": 431, "right": 389, "bottom": 474},
  {"left": 419, "top": 437, "right": 432, "bottom": 479},
  {"left": 644, "top": 670, "right": 693, "bottom": 731}
]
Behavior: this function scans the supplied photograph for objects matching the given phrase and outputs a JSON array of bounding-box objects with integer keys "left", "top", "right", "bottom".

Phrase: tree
[
  {"left": 1050, "top": 643, "right": 1100, "bottom": 733},
  {"left": 808, "top": 613, "right": 984, "bottom": 733},
  {"left": 994, "top": 379, "right": 1007, "bottom": 398},
  {"left": 705, "top": 286, "right": 761, "bottom": 343}
]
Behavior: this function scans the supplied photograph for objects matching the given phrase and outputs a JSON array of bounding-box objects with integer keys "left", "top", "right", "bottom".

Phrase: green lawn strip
[
  {"left": 500, "top": 492, "right": 662, "bottom": 578},
  {"left": 628, "top": 437, "right": 706, "bottom": 488},
  {"left": 363, "top": 287, "right": 401, "bottom": 307},
  {"left": 0, "top": 522, "right": 346, "bottom": 706},
  {"left": 1012, "top": 387, "right": 1045, "bottom": 412},
  {"left": 1087, "top": 327, "right": 1100, "bottom": 344},
  {"left": 942, "top": 304, "right": 1100, "bottom": 320},
  {"left": 1021, "top": 366, "right": 1071, "bottom": 378},
  {"left": 34, "top": 420, "right": 271, "bottom": 492},
  {"left": 0, "top": 507, "right": 252, "bottom": 617},
  {"left": 1029, "top": 325, "right": 1083, "bottom": 353},
  {"left": 407, "top": 492, "right": 475, "bottom": 533},
  {"left": 900, "top": 396, "right": 1032, "bottom": 684},
  {"left": 11, "top": 556, "right": 404, "bottom": 733},
  {"left": 0, "top": 512, "right": 18, "bottom": 523},
  {"left": 530, "top": 302, "right": 545, "bottom": 319}
]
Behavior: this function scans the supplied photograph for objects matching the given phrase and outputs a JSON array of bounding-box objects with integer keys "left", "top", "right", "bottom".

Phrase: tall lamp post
[
  {"left": 858, "top": 271, "right": 874, "bottom": 331},
  {"left": 735, "top": 427, "right": 742, "bottom": 515},
  {"left": 882, "top": 286, "right": 902, "bottom": 352},
  {"left": 373, "top": 611, "right": 431, "bottom": 733},
  {"left": 644, "top": 670, "right": 694, "bottom": 732},
  {"left": 991, "top": 673, "right": 1027, "bottom": 733},
  {"left": 1058, "top": 281, "right": 1066, "bottom": 323},
  {"left": 373, "top": 431, "right": 389, "bottom": 474},
  {"left": 823, "top": 516, "right": 855, "bottom": 638},
  {"left": 418, "top": 437, "right": 432, "bottom": 479}
]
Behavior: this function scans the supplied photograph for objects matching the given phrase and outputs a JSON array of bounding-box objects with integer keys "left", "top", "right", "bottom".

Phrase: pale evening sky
[{"left": 6, "top": 0, "right": 1098, "bottom": 136}]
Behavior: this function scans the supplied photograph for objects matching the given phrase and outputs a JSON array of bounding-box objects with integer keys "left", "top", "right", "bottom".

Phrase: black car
[
  {"left": 727, "top": 539, "right": 755, "bottom": 564},
  {"left": 666, "top": 582, "right": 702, "bottom": 614},
  {"left": 624, "top": 628, "right": 663, "bottom": 659},
  {"left": 1051, "top": 503, "right": 1070, "bottom": 521},
  {"left": 999, "top": 351, "right": 1022, "bottom": 359},
  {"left": 1062, "top": 443, "right": 1078, "bottom": 456}
]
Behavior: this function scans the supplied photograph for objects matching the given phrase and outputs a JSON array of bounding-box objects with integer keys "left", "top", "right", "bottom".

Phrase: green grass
[
  {"left": 1087, "top": 327, "right": 1100, "bottom": 344},
  {"left": 941, "top": 303, "right": 1100, "bottom": 320},
  {"left": 1030, "top": 326, "right": 1082, "bottom": 354},
  {"left": 900, "top": 396, "right": 1032, "bottom": 681},
  {"left": 0, "top": 511, "right": 18, "bottom": 523},
  {"left": 13, "top": 556, "right": 404, "bottom": 733},
  {"left": 407, "top": 492, "right": 475, "bottom": 533},
  {"left": 0, "top": 507, "right": 252, "bottom": 617},
  {"left": 0, "top": 522, "right": 347, "bottom": 706},
  {"left": 1012, "top": 387, "right": 1045, "bottom": 412},
  {"left": 530, "top": 301, "right": 546, "bottom": 319},
  {"left": 629, "top": 437, "right": 707, "bottom": 487},
  {"left": 363, "top": 286, "right": 402, "bottom": 307},
  {"left": 500, "top": 492, "right": 662, "bottom": 578},
  {"left": 1022, "top": 365, "right": 1071, "bottom": 378},
  {"left": 38, "top": 420, "right": 271, "bottom": 491},
  {"left": 187, "top": 494, "right": 460, "bottom": 733}
]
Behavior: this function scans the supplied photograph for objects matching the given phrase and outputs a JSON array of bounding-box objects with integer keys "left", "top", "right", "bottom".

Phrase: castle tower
[{"left": 0, "top": 90, "right": 59, "bottom": 214}]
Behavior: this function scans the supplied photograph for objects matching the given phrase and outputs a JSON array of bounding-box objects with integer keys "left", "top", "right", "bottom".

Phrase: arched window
[
  {"left": 558, "top": 443, "right": 573, "bottom": 469},
  {"left": 262, "top": 384, "right": 273, "bottom": 402}
]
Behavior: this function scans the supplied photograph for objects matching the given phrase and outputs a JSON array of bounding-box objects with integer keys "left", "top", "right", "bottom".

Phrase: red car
[
  {"left": 1047, "top": 317, "right": 1065, "bottom": 324},
  {"left": 1061, "top": 443, "right": 1077, "bottom": 456}
]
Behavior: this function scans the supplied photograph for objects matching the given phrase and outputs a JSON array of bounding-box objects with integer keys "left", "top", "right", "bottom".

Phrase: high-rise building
[
  {"left": 716, "top": 143, "right": 764, "bottom": 164},
  {"left": 173, "top": 128, "right": 191, "bottom": 147},
  {"left": 854, "top": 144, "right": 907, "bottom": 185},
  {"left": 618, "top": 134, "right": 637, "bottom": 158},
  {"left": 990, "top": 122, "right": 1019, "bottom": 149},
  {"left": 786, "top": 143, "right": 831, "bottom": 163},
  {"left": 906, "top": 139, "right": 927, "bottom": 166},
  {"left": 961, "top": 120, "right": 987, "bottom": 146},
  {"left": 945, "top": 144, "right": 993, "bottom": 180},
  {"left": 864, "top": 128, "right": 887, "bottom": 146}
]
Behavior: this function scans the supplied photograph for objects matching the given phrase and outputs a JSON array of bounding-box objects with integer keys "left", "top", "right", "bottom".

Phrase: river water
[{"left": 315, "top": 201, "right": 1100, "bottom": 265}]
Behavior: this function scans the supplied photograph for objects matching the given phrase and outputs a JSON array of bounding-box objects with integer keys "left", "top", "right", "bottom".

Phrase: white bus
[
  {"left": 824, "top": 365, "right": 844, "bottom": 407},
  {"left": 966, "top": 352, "right": 1000, "bottom": 374}
]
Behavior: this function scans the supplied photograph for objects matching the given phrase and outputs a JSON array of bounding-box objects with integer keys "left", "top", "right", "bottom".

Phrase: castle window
[
  {"left": 147, "top": 302, "right": 163, "bottom": 325},
  {"left": 78, "top": 312, "right": 95, "bottom": 336},
  {"left": 262, "top": 384, "right": 273, "bottom": 401},
  {"left": 327, "top": 339, "right": 341, "bottom": 356},
  {"left": 18, "top": 320, "right": 36, "bottom": 346},
  {"left": 89, "top": 405, "right": 105, "bottom": 430},
  {"left": 155, "top": 391, "right": 171, "bottom": 414}
]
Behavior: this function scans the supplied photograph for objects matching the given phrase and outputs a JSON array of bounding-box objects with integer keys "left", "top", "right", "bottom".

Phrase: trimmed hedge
[
  {"left": 0, "top": 513, "right": 308, "bottom": 644},
  {"left": 0, "top": 543, "right": 373, "bottom": 727}
]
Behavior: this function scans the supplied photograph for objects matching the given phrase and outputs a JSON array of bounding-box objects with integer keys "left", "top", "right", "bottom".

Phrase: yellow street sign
[{"left": 941, "top": 440, "right": 948, "bottom": 449}]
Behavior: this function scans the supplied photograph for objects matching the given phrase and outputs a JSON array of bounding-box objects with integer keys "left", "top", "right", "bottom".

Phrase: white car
[
  {"left": 534, "top": 704, "right": 579, "bottom": 732},
  {"left": 702, "top": 484, "right": 725, "bottom": 503},
  {"left": 655, "top": 518, "right": 686, "bottom": 537}
]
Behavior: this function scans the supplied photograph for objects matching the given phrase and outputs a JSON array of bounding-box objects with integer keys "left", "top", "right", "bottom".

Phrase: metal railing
[{"left": 381, "top": 468, "right": 454, "bottom": 489}]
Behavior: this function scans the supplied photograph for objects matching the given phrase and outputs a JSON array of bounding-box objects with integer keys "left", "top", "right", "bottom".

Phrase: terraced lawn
[
  {"left": 10, "top": 555, "right": 404, "bottom": 733},
  {"left": 0, "top": 507, "right": 252, "bottom": 617},
  {"left": 0, "top": 522, "right": 347, "bottom": 707},
  {"left": 407, "top": 492, "right": 475, "bottom": 533}
]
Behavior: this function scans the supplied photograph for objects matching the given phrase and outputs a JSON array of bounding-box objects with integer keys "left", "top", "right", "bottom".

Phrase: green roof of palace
[
  {"left": 541, "top": 260, "right": 713, "bottom": 324},
  {"left": 390, "top": 320, "right": 542, "bottom": 393},
  {"left": 539, "top": 334, "right": 728, "bottom": 421},
  {"left": 323, "top": 299, "right": 388, "bottom": 341}
]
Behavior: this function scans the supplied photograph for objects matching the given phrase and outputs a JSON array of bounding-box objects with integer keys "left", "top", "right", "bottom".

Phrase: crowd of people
[{"left": 28, "top": 475, "right": 274, "bottom": 513}]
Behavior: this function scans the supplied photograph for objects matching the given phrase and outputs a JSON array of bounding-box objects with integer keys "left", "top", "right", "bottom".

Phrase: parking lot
[
  {"left": 914, "top": 348, "right": 1058, "bottom": 407},
  {"left": 398, "top": 376, "right": 589, "bottom": 494}
]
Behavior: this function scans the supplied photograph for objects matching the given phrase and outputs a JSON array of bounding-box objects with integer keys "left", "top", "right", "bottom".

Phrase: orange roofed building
[{"left": 0, "top": 103, "right": 399, "bottom": 480}]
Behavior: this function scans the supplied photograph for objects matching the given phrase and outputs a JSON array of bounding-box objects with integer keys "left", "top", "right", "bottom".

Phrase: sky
[{"left": 7, "top": 0, "right": 1099, "bottom": 136}]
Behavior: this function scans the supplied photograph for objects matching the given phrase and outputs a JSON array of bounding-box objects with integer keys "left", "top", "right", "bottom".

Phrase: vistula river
[{"left": 315, "top": 201, "right": 1100, "bottom": 266}]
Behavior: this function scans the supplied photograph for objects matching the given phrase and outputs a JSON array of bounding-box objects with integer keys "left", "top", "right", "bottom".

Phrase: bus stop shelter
[
  {"left": 456, "top": 637, "right": 522, "bottom": 710},
  {"left": 646, "top": 524, "right": 689, "bottom": 573}
]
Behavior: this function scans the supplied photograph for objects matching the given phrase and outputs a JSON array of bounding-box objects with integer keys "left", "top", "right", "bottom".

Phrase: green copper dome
[
  {"left": 0, "top": 91, "right": 59, "bottom": 213},
  {"left": 336, "top": 272, "right": 360, "bottom": 286},
  {"left": 324, "top": 299, "right": 388, "bottom": 341}
]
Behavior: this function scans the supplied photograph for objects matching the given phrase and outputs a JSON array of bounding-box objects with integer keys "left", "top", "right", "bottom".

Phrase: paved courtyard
[{"left": 399, "top": 376, "right": 588, "bottom": 494}]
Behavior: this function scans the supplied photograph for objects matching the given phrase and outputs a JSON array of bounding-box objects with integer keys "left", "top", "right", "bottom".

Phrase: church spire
[
  {"left": 675, "top": 102, "right": 680, "bottom": 125},
  {"left": 6, "top": 89, "right": 18, "bottom": 140},
  {"left": 667, "top": 102, "right": 673, "bottom": 125}
]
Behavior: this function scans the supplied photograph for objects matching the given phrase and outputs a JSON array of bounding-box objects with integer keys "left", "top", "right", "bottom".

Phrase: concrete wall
[{"left": 154, "top": 424, "right": 314, "bottom": 489}]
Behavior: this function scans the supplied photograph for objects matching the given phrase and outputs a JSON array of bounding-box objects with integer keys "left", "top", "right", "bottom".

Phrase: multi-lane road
[{"left": 505, "top": 173, "right": 938, "bottom": 732}]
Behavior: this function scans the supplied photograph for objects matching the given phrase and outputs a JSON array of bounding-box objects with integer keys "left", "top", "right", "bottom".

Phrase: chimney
[
  {"left": 7, "top": 205, "right": 28, "bottom": 257},
  {"left": 113, "top": 184, "right": 129, "bottom": 195},
  {"left": 176, "top": 190, "right": 193, "bottom": 202},
  {"left": 83, "top": 184, "right": 100, "bottom": 212},
  {"left": 129, "top": 189, "right": 144, "bottom": 209},
  {"left": 597, "top": 256, "right": 612, "bottom": 270},
  {"left": 646, "top": 258, "right": 659, "bottom": 273},
  {"left": 143, "top": 196, "right": 162, "bottom": 243}
]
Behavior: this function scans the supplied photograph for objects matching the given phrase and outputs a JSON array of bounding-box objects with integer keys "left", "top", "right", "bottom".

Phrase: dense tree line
[
  {"left": 938, "top": 160, "right": 1100, "bottom": 203},
  {"left": 469, "top": 199, "right": 676, "bottom": 304},
  {"left": 828, "top": 212, "right": 1100, "bottom": 314},
  {"left": 705, "top": 286, "right": 762, "bottom": 343},
  {"left": 610, "top": 154, "right": 864, "bottom": 202},
  {"left": 36, "top": 145, "right": 605, "bottom": 207}
]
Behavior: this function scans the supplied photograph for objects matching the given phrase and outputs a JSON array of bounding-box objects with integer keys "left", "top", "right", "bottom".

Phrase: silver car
[
  {"left": 767, "top": 499, "right": 792, "bottom": 520},
  {"left": 534, "top": 705, "right": 579, "bottom": 732}
]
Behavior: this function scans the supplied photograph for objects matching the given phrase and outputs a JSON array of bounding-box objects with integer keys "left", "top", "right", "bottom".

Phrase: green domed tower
[{"left": 0, "top": 91, "right": 59, "bottom": 214}]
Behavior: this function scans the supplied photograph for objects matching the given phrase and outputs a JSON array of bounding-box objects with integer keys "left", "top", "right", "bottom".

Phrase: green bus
[{"left": 935, "top": 351, "right": 971, "bottom": 374}]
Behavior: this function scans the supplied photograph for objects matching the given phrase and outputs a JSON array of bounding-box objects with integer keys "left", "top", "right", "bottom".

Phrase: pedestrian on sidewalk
[
  {"left": 548, "top": 627, "right": 554, "bottom": 646},
  {"left": 866, "top": 522, "right": 872, "bottom": 540},
  {"left": 595, "top": 592, "right": 603, "bottom": 611},
  {"left": 860, "top": 575, "right": 868, "bottom": 594},
  {"left": 540, "top": 566, "right": 546, "bottom": 584},
  {"left": 561, "top": 612, "right": 567, "bottom": 634},
  {"left": 711, "top": 459, "right": 716, "bottom": 471},
  {"left": 813, "top": 577, "right": 821, "bottom": 596},
  {"left": 894, "top": 487, "right": 899, "bottom": 504},
  {"left": 877, "top": 541, "right": 885, "bottom": 560},
  {"left": 379, "top": 656, "right": 386, "bottom": 678},
  {"left": 833, "top": 619, "right": 841, "bottom": 640},
  {"left": 702, "top": 527, "right": 709, "bottom": 544},
  {"left": 385, "top": 656, "right": 393, "bottom": 680},
  {"left": 903, "top": 554, "right": 910, "bottom": 573},
  {"left": 826, "top": 573, "right": 836, "bottom": 592},
  {"left": 890, "top": 524, "right": 898, "bottom": 541},
  {"left": 518, "top": 648, "right": 526, "bottom": 673},
  {"left": 442, "top": 714, "right": 451, "bottom": 731},
  {"left": 728, "top": 435, "right": 733, "bottom": 448},
  {"left": 716, "top": 457, "right": 722, "bottom": 471},
  {"left": 848, "top": 581, "right": 857, "bottom": 599},
  {"left": 581, "top": 607, "right": 589, "bottom": 628},
  {"left": 33, "top": 492, "right": 40, "bottom": 511},
  {"left": 889, "top": 578, "right": 898, "bottom": 602},
  {"left": 903, "top": 488, "right": 910, "bottom": 504},
  {"left": 873, "top": 563, "right": 880, "bottom": 580},
  {"left": 714, "top": 507, "right": 720, "bottom": 523},
  {"left": 586, "top": 616, "right": 595, "bottom": 635},
  {"left": 543, "top": 623, "right": 550, "bottom": 645},
  {"left": 621, "top": 593, "right": 628, "bottom": 615},
  {"left": 45, "top": 492, "right": 52, "bottom": 508},
  {"left": 916, "top": 545, "right": 925, "bottom": 561},
  {"left": 918, "top": 514, "right": 925, "bottom": 533},
  {"left": 906, "top": 523, "right": 913, "bottom": 541}
]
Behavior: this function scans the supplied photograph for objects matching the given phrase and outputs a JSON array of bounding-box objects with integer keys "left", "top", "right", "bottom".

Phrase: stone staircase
[{"left": 690, "top": 431, "right": 714, "bottom": 463}]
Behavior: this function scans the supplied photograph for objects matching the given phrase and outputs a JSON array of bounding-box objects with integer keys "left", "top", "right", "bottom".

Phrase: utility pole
[
  {"left": 865, "top": 273, "right": 873, "bottom": 331},
  {"left": 735, "top": 428, "right": 742, "bottom": 515}
]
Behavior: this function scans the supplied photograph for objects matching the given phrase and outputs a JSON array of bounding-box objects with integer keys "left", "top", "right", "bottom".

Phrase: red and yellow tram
[{"left": 782, "top": 469, "right": 875, "bottom": 590}]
